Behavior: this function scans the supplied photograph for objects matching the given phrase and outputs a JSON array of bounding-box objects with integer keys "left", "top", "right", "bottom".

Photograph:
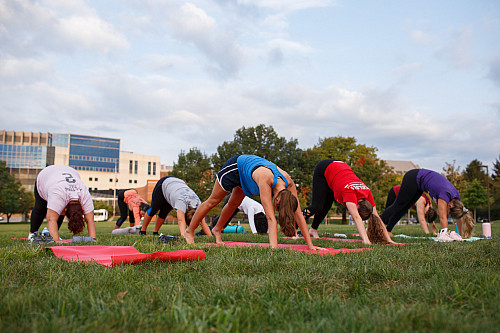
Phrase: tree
[
  {"left": 462, "top": 179, "right": 488, "bottom": 220},
  {"left": 0, "top": 172, "right": 34, "bottom": 223},
  {"left": 463, "top": 159, "right": 487, "bottom": 183},
  {"left": 170, "top": 148, "right": 213, "bottom": 201},
  {"left": 442, "top": 160, "right": 466, "bottom": 194},
  {"left": 307, "top": 136, "right": 398, "bottom": 222}
]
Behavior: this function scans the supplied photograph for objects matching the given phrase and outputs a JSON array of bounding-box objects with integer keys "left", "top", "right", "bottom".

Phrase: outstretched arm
[
  {"left": 345, "top": 202, "right": 371, "bottom": 244},
  {"left": 437, "top": 199, "right": 449, "bottom": 230},
  {"left": 416, "top": 197, "right": 430, "bottom": 234},
  {"left": 84, "top": 211, "right": 96, "bottom": 240}
]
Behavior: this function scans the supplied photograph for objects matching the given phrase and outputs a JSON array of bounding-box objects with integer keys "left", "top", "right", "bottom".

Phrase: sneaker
[
  {"left": 158, "top": 233, "right": 178, "bottom": 244},
  {"left": 448, "top": 231, "right": 464, "bottom": 241},
  {"left": 139, "top": 230, "right": 147, "bottom": 236},
  {"left": 29, "top": 232, "right": 46, "bottom": 244},
  {"left": 152, "top": 231, "right": 159, "bottom": 236},
  {"left": 435, "top": 230, "right": 454, "bottom": 242}
]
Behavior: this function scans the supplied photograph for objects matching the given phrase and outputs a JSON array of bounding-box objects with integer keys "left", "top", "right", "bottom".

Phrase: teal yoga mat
[{"left": 222, "top": 225, "right": 245, "bottom": 233}]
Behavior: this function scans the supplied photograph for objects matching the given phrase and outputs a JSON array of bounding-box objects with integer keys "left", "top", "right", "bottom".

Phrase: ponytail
[
  {"left": 449, "top": 199, "right": 476, "bottom": 239},
  {"left": 276, "top": 189, "right": 298, "bottom": 237},
  {"left": 358, "top": 199, "right": 390, "bottom": 244},
  {"left": 66, "top": 202, "right": 85, "bottom": 235}
]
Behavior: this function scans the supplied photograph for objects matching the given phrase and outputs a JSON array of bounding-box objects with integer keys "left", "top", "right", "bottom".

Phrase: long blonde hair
[
  {"left": 276, "top": 189, "right": 298, "bottom": 237},
  {"left": 449, "top": 199, "right": 475, "bottom": 239},
  {"left": 359, "top": 199, "right": 391, "bottom": 244}
]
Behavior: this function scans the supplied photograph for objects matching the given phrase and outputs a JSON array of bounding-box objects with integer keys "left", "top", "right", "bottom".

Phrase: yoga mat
[
  {"left": 44, "top": 246, "right": 206, "bottom": 267},
  {"left": 282, "top": 236, "right": 362, "bottom": 243},
  {"left": 13, "top": 238, "right": 73, "bottom": 243},
  {"left": 394, "top": 234, "right": 487, "bottom": 242},
  {"left": 222, "top": 225, "right": 245, "bottom": 233},
  {"left": 205, "top": 241, "right": 371, "bottom": 255}
]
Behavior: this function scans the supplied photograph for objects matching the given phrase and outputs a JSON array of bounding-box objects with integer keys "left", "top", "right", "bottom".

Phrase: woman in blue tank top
[{"left": 184, "top": 155, "right": 323, "bottom": 250}]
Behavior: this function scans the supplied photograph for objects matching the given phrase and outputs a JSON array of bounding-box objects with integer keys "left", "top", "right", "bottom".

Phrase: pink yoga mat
[
  {"left": 282, "top": 236, "right": 362, "bottom": 243},
  {"left": 205, "top": 241, "right": 371, "bottom": 255},
  {"left": 44, "top": 246, "right": 206, "bottom": 267}
]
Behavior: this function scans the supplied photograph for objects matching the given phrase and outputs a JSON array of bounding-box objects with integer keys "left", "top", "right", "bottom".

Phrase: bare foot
[
  {"left": 212, "top": 227, "right": 224, "bottom": 245},
  {"left": 309, "top": 228, "right": 320, "bottom": 239},
  {"left": 184, "top": 229, "right": 194, "bottom": 244}
]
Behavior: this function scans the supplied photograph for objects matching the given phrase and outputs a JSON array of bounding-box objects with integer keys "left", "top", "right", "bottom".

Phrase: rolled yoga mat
[{"left": 222, "top": 225, "right": 245, "bottom": 233}]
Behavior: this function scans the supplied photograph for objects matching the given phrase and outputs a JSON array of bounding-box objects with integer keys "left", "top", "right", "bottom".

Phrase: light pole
[{"left": 480, "top": 165, "right": 491, "bottom": 222}]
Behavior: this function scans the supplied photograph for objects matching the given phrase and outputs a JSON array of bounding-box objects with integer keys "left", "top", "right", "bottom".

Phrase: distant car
[{"left": 0, "top": 216, "right": 3, "bottom": 221}]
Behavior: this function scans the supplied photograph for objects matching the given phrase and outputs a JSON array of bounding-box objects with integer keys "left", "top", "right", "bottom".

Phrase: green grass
[{"left": 0, "top": 221, "right": 499, "bottom": 333}]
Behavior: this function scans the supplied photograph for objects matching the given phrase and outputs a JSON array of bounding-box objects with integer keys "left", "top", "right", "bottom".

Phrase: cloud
[
  {"left": 0, "top": 58, "right": 52, "bottom": 83},
  {"left": 410, "top": 29, "right": 434, "bottom": 45},
  {"left": 487, "top": 56, "right": 500, "bottom": 88},
  {"left": 0, "top": 0, "right": 128, "bottom": 56},
  {"left": 435, "top": 25, "right": 473, "bottom": 68}
]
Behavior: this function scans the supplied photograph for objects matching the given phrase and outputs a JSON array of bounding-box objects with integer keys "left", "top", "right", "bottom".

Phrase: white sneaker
[
  {"left": 448, "top": 231, "right": 464, "bottom": 241},
  {"left": 435, "top": 230, "right": 454, "bottom": 242}
]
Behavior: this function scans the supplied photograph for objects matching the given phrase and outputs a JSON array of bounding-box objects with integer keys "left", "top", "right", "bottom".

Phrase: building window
[
  {"left": 129, "top": 180, "right": 132, "bottom": 183},
  {"left": 94, "top": 178, "right": 98, "bottom": 181},
  {"left": 109, "top": 178, "right": 113, "bottom": 182},
  {"left": 134, "top": 180, "right": 137, "bottom": 184},
  {"left": 153, "top": 162, "right": 156, "bottom": 175},
  {"left": 148, "top": 162, "right": 151, "bottom": 175},
  {"left": 129, "top": 160, "right": 133, "bottom": 174},
  {"left": 134, "top": 161, "right": 138, "bottom": 174},
  {"left": 89, "top": 177, "right": 92, "bottom": 181}
]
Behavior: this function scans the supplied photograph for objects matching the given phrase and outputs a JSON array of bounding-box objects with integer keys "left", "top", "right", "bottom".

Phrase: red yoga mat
[
  {"left": 282, "top": 236, "right": 362, "bottom": 243},
  {"left": 44, "top": 246, "right": 206, "bottom": 267},
  {"left": 205, "top": 241, "right": 371, "bottom": 255}
]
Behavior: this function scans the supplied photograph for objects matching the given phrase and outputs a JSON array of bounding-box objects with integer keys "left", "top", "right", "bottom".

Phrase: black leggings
[
  {"left": 380, "top": 169, "right": 422, "bottom": 232},
  {"left": 210, "top": 193, "right": 240, "bottom": 228},
  {"left": 385, "top": 187, "right": 397, "bottom": 209},
  {"left": 115, "top": 189, "right": 135, "bottom": 227},
  {"left": 30, "top": 182, "right": 64, "bottom": 233},
  {"left": 147, "top": 177, "right": 174, "bottom": 219},
  {"left": 303, "top": 159, "right": 337, "bottom": 230}
]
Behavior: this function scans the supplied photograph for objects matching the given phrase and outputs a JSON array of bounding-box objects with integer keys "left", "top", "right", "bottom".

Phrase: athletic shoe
[
  {"left": 152, "top": 231, "right": 159, "bottom": 236},
  {"left": 158, "top": 233, "right": 178, "bottom": 244},
  {"left": 29, "top": 232, "right": 46, "bottom": 244},
  {"left": 139, "top": 230, "right": 147, "bottom": 236},
  {"left": 448, "top": 231, "right": 464, "bottom": 241},
  {"left": 435, "top": 230, "right": 454, "bottom": 242}
]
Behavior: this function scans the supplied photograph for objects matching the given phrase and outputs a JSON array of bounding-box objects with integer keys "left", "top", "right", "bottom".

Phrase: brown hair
[
  {"left": 359, "top": 199, "right": 390, "bottom": 244},
  {"left": 185, "top": 207, "right": 196, "bottom": 226},
  {"left": 66, "top": 202, "right": 85, "bottom": 234},
  {"left": 425, "top": 207, "right": 437, "bottom": 223},
  {"left": 449, "top": 199, "right": 475, "bottom": 239},
  {"left": 276, "top": 189, "right": 298, "bottom": 237}
]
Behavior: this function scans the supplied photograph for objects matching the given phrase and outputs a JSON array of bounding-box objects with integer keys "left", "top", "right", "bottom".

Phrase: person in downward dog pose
[
  {"left": 184, "top": 154, "right": 323, "bottom": 250},
  {"left": 113, "top": 189, "right": 150, "bottom": 230},
  {"left": 385, "top": 185, "right": 438, "bottom": 235},
  {"left": 302, "top": 159, "right": 395, "bottom": 245},
  {"left": 380, "top": 169, "right": 475, "bottom": 241},
  {"left": 29, "top": 165, "right": 96, "bottom": 243},
  {"left": 139, "top": 176, "right": 212, "bottom": 236}
]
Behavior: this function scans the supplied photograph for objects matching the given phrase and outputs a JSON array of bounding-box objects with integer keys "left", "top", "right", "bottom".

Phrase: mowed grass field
[{"left": 0, "top": 220, "right": 499, "bottom": 333}]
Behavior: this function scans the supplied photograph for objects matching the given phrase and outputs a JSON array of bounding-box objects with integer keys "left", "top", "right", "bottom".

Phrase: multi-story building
[{"left": 0, "top": 130, "right": 162, "bottom": 203}]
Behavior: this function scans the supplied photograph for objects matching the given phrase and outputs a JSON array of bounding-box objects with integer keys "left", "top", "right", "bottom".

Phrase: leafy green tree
[
  {"left": 463, "top": 159, "right": 487, "bottom": 183},
  {"left": 211, "top": 124, "right": 305, "bottom": 179},
  {"left": 442, "top": 160, "right": 466, "bottom": 194},
  {"left": 170, "top": 148, "right": 213, "bottom": 201},
  {"left": 462, "top": 179, "right": 488, "bottom": 220},
  {"left": 307, "top": 136, "right": 398, "bottom": 223},
  {"left": 0, "top": 180, "right": 34, "bottom": 223}
]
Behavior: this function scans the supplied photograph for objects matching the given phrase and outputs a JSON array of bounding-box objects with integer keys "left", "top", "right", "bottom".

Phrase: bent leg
[{"left": 184, "top": 180, "right": 228, "bottom": 244}]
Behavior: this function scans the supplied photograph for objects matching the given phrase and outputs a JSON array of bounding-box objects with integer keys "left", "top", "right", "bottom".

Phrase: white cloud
[
  {"left": 435, "top": 25, "right": 473, "bottom": 68},
  {"left": 410, "top": 29, "right": 434, "bottom": 45},
  {"left": 0, "top": 58, "right": 52, "bottom": 83}
]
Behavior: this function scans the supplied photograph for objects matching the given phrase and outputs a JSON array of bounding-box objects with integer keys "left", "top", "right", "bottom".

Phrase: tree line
[
  {"left": 170, "top": 124, "right": 499, "bottom": 222},
  {"left": 1, "top": 124, "right": 498, "bottom": 222}
]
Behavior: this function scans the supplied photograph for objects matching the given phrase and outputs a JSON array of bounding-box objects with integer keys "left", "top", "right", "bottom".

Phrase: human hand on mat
[{"left": 309, "top": 245, "right": 327, "bottom": 251}]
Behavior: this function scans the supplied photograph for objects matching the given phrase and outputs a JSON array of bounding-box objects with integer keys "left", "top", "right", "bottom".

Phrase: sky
[{"left": 1, "top": 0, "right": 499, "bottom": 173}]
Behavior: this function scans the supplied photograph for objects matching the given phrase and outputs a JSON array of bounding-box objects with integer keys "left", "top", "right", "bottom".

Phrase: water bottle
[
  {"left": 482, "top": 222, "right": 492, "bottom": 238},
  {"left": 42, "top": 227, "right": 50, "bottom": 237}
]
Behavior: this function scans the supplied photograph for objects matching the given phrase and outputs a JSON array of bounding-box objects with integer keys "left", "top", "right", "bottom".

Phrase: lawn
[{"left": 0, "top": 220, "right": 499, "bottom": 332}]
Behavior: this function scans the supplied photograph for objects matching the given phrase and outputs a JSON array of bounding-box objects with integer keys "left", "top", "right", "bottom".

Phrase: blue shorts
[{"left": 216, "top": 155, "right": 241, "bottom": 192}]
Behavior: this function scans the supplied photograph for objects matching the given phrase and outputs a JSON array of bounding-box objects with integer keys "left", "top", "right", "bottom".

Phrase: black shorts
[{"left": 216, "top": 155, "right": 241, "bottom": 192}]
